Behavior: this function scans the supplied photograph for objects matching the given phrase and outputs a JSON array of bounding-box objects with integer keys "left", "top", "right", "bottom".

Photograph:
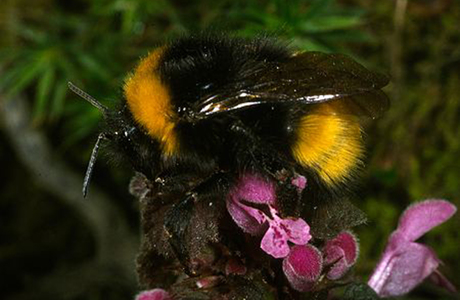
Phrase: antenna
[
  {"left": 82, "top": 133, "right": 106, "bottom": 198},
  {"left": 68, "top": 81, "right": 109, "bottom": 115},
  {"left": 67, "top": 82, "right": 110, "bottom": 197}
]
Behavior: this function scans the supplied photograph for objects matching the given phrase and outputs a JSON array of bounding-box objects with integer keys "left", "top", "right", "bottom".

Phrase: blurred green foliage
[{"left": 0, "top": 0, "right": 459, "bottom": 299}]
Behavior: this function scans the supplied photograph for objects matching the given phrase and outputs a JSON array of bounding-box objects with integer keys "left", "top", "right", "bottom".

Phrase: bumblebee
[{"left": 70, "top": 33, "right": 388, "bottom": 285}]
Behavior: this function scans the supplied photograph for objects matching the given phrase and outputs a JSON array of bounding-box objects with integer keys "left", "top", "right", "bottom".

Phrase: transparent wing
[{"left": 192, "top": 52, "right": 389, "bottom": 119}]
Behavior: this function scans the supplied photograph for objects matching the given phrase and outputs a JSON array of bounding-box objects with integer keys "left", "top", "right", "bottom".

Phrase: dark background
[{"left": 0, "top": 0, "right": 459, "bottom": 299}]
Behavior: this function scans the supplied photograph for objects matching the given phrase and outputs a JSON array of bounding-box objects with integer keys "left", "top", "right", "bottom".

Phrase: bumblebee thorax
[{"left": 124, "top": 48, "right": 179, "bottom": 157}]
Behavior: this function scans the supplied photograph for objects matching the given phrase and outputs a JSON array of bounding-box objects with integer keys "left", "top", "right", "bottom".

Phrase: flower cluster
[
  {"left": 133, "top": 174, "right": 457, "bottom": 299},
  {"left": 226, "top": 173, "right": 360, "bottom": 291}
]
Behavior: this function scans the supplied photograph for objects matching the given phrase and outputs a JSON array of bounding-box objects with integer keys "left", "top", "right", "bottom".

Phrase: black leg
[
  {"left": 163, "top": 172, "right": 229, "bottom": 275},
  {"left": 164, "top": 192, "right": 196, "bottom": 274}
]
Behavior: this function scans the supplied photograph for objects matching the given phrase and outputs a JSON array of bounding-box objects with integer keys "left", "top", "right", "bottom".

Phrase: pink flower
[
  {"left": 368, "top": 199, "right": 457, "bottom": 297},
  {"left": 226, "top": 173, "right": 311, "bottom": 258},
  {"left": 135, "top": 288, "right": 171, "bottom": 300},
  {"left": 282, "top": 244, "right": 323, "bottom": 292},
  {"left": 323, "top": 231, "right": 359, "bottom": 280}
]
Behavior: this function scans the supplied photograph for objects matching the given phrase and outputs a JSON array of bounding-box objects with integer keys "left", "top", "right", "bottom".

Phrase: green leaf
[
  {"left": 0, "top": 58, "right": 29, "bottom": 91},
  {"left": 16, "top": 25, "right": 46, "bottom": 44},
  {"left": 34, "top": 67, "right": 56, "bottom": 120},
  {"left": 301, "top": 15, "right": 362, "bottom": 33},
  {"left": 55, "top": 54, "right": 78, "bottom": 79},
  {"left": 321, "top": 30, "right": 374, "bottom": 43},
  {"left": 77, "top": 53, "right": 111, "bottom": 81},
  {"left": 0, "top": 48, "right": 20, "bottom": 65},
  {"left": 291, "top": 37, "right": 331, "bottom": 52},
  {"left": 343, "top": 282, "right": 379, "bottom": 300},
  {"left": 304, "top": 0, "right": 334, "bottom": 19},
  {"left": 50, "top": 79, "right": 68, "bottom": 119},
  {"left": 5, "top": 57, "right": 46, "bottom": 97},
  {"left": 231, "top": 10, "right": 271, "bottom": 25},
  {"left": 275, "top": 0, "right": 297, "bottom": 22},
  {"left": 63, "top": 110, "right": 101, "bottom": 146}
]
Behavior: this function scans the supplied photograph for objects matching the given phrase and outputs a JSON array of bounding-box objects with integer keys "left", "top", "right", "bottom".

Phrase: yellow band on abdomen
[{"left": 292, "top": 103, "right": 364, "bottom": 186}]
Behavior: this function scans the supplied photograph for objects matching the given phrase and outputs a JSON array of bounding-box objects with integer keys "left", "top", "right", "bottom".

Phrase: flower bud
[
  {"left": 323, "top": 231, "right": 359, "bottom": 280},
  {"left": 282, "top": 244, "right": 322, "bottom": 292}
]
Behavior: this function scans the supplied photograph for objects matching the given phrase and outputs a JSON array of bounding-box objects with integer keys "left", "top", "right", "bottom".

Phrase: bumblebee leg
[
  {"left": 163, "top": 172, "right": 229, "bottom": 275},
  {"left": 164, "top": 192, "right": 196, "bottom": 275}
]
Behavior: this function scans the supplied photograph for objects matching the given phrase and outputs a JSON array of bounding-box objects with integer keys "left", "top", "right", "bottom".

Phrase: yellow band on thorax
[{"left": 124, "top": 48, "right": 178, "bottom": 156}]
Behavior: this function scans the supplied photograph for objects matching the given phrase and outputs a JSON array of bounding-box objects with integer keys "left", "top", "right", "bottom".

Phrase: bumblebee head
[{"left": 68, "top": 82, "right": 162, "bottom": 197}]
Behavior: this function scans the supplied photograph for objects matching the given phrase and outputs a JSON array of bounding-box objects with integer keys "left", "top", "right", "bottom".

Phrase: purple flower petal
[
  {"left": 234, "top": 173, "right": 276, "bottom": 204},
  {"left": 368, "top": 242, "right": 440, "bottom": 297},
  {"left": 227, "top": 173, "right": 312, "bottom": 259},
  {"left": 397, "top": 199, "right": 457, "bottom": 242},
  {"left": 280, "top": 217, "right": 311, "bottom": 245},
  {"left": 324, "top": 245, "right": 347, "bottom": 280},
  {"left": 283, "top": 245, "right": 323, "bottom": 292},
  {"left": 226, "top": 195, "right": 267, "bottom": 235},
  {"left": 261, "top": 222, "right": 290, "bottom": 258},
  {"left": 323, "top": 231, "right": 359, "bottom": 280},
  {"left": 260, "top": 205, "right": 311, "bottom": 258},
  {"left": 327, "top": 231, "right": 359, "bottom": 264},
  {"left": 136, "top": 289, "right": 171, "bottom": 300}
]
